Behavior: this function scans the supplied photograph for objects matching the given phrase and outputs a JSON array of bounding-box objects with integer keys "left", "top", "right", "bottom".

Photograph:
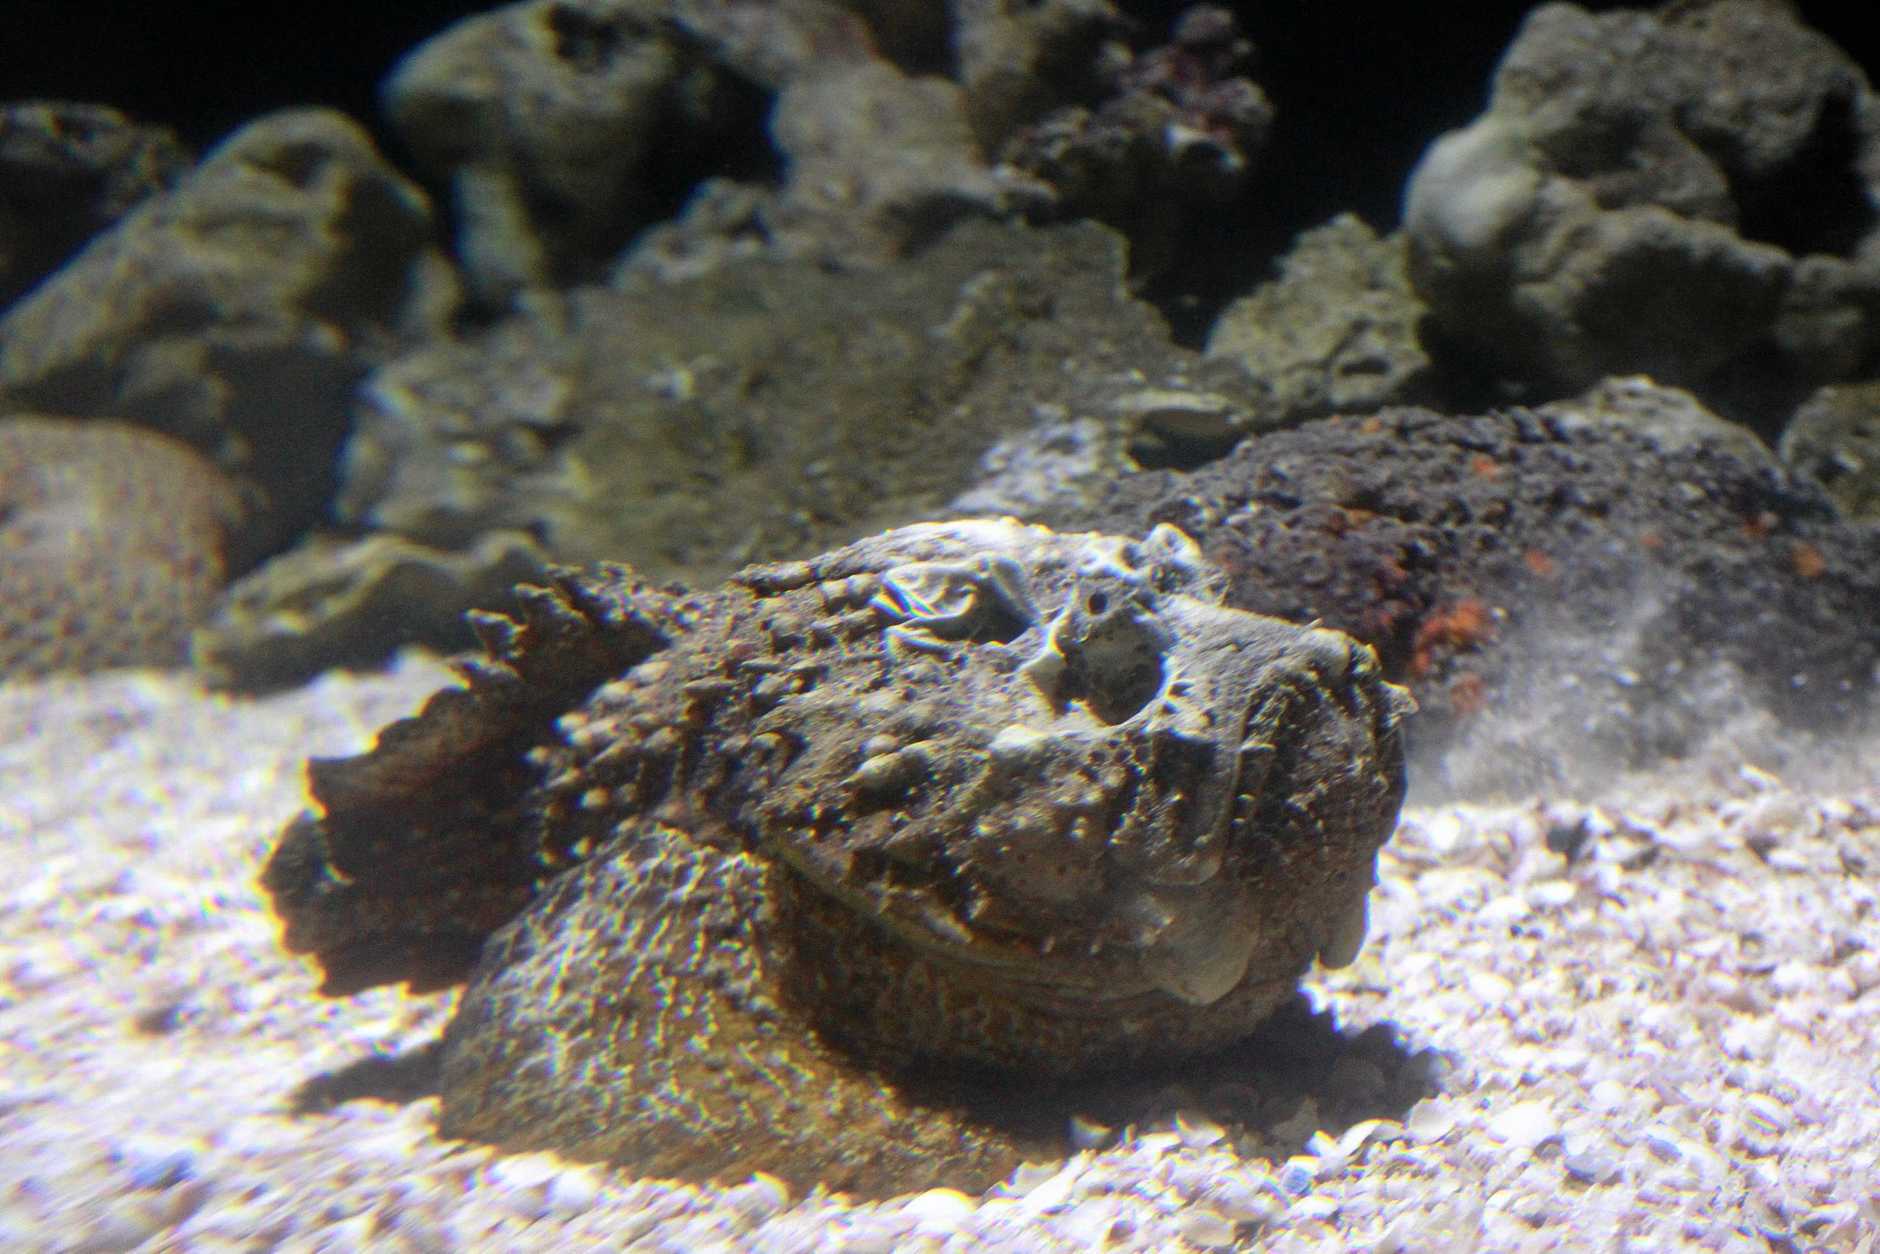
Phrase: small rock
[
  {"left": 1484, "top": 1099, "right": 1558, "bottom": 1150},
  {"left": 111, "top": 1134, "right": 202, "bottom": 1191},
  {"left": 1174, "top": 1109, "right": 1227, "bottom": 1149},
  {"left": 544, "top": 1165, "right": 603, "bottom": 1219},
  {"left": 1173, "top": 1206, "right": 1240, "bottom": 1249},
  {"left": 1067, "top": 1114, "right": 1115, "bottom": 1151},
  {"left": 1277, "top": 1157, "right": 1317, "bottom": 1196},
  {"left": 1405, "top": 1102, "right": 1459, "bottom": 1144},
  {"left": 900, "top": 1187, "right": 976, "bottom": 1231},
  {"left": 1562, "top": 1146, "right": 1619, "bottom": 1183}
]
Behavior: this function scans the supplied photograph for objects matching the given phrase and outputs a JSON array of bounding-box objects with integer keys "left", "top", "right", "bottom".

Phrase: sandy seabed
[{"left": 1, "top": 653, "right": 1876, "bottom": 1252}]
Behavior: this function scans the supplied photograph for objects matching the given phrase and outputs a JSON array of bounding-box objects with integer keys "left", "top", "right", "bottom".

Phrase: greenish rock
[
  {"left": 0, "top": 109, "right": 448, "bottom": 558},
  {"left": 1402, "top": 1, "right": 1880, "bottom": 398},
  {"left": 1781, "top": 382, "right": 1880, "bottom": 519},
  {"left": 191, "top": 530, "right": 551, "bottom": 692},
  {"left": 1205, "top": 215, "right": 1434, "bottom": 425},
  {"left": 341, "top": 218, "right": 1253, "bottom": 586},
  {"left": 0, "top": 101, "right": 189, "bottom": 309},
  {"left": 385, "top": 0, "right": 1031, "bottom": 307}
]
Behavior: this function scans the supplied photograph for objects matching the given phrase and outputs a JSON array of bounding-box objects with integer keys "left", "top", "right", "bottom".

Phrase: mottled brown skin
[{"left": 265, "top": 520, "right": 1411, "bottom": 1197}]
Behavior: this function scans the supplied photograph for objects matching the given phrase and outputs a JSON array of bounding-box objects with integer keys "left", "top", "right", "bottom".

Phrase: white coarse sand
[{"left": 1, "top": 654, "right": 1876, "bottom": 1251}]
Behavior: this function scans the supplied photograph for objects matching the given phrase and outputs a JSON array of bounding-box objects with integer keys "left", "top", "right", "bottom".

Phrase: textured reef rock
[
  {"left": 338, "top": 218, "right": 1254, "bottom": 586},
  {"left": 1204, "top": 214, "right": 1436, "bottom": 429},
  {"left": 994, "top": 5, "right": 1273, "bottom": 293},
  {"left": 384, "top": 0, "right": 1030, "bottom": 306},
  {"left": 264, "top": 519, "right": 1411, "bottom": 1195},
  {"left": 0, "top": 415, "right": 243, "bottom": 680},
  {"left": 0, "top": 101, "right": 189, "bottom": 309},
  {"left": 191, "top": 530, "right": 551, "bottom": 692},
  {"left": 0, "top": 109, "right": 446, "bottom": 557},
  {"left": 1404, "top": 0, "right": 1880, "bottom": 411},
  {"left": 1062, "top": 396, "right": 1880, "bottom": 793},
  {"left": 1781, "top": 380, "right": 1880, "bottom": 519},
  {"left": 382, "top": 0, "right": 1274, "bottom": 308}
]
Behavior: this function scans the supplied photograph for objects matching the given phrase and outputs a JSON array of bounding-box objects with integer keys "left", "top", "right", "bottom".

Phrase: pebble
[
  {"left": 1067, "top": 1114, "right": 1115, "bottom": 1151},
  {"left": 111, "top": 1134, "right": 203, "bottom": 1191},
  {"left": 1405, "top": 1102, "right": 1459, "bottom": 1144},
  {"left": 1277, "top": 1157, "right": 1317, "bottom": 1196},
  {"left": 1485, "top": 1100, "right": 1558, "bottom": 1150},
  {"left": 1465, "top": 969, "right": 1515, "bottom": 1004},
  {"left": 1526, "top": 878, "right": 1578, "bottom": 909},
  {"left": 1476, "top": 895, "right": 1533, "bottom": 928},
  {"left": 1767, "top": 959, "right": 1818, "bottom": 998},
  {"left": 900, "top": 1187, "right": 976, "bottom": 1232},
  {"left": 544, "top": 1165, "right": 603, "bottom": 1218},
  {"left": 1563, "top": 1146, "right": 1619, "bottom": 1183},
  {"left": 1174, "top": 1110, "right": 1227, "bottom": 1149},
  {"left": 1739, "top": 1093, "right": 1792, "bottom": 1141},
  {"left": 1173, "top": 1206, "right": 1240, "bottom": 1249},
  {"left": 1015, "top": 1164, "right": 1079, "bottom": 1215},
  {"left": 1203, "top": 1171, "right": 1286, "bottom": 1224}
]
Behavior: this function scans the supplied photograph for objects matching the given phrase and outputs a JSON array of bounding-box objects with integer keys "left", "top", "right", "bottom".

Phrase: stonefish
[{"left": 265, "top": 519, "right": 1412, "bottom": 1196}]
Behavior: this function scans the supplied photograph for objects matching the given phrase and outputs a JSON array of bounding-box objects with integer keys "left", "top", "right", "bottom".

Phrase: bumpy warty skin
[{"left": 264, "top": 519, "right": 1412, "bottom": 1196}]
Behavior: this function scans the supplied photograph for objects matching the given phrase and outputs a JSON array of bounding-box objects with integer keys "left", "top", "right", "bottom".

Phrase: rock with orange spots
[
  {"left": 1065, "top": 401, "right": 1880, "bottom": 789},
  {"left": 0, "top": 415, "right": 243, "bottom": 680}
]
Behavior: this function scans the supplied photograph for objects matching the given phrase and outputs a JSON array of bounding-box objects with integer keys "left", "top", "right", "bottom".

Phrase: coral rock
[{"left": 1404, "top": 1, "right": 1880, "bottom": 402}]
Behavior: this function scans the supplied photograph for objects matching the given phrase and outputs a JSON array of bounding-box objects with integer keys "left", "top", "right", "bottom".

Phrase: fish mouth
[{"left": 1133, "top": 624, "right": 1394, "bottom": 1003}]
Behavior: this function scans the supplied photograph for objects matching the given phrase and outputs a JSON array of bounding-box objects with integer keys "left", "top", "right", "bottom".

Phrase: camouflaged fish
[{"left": 265, "top": 519, "right": 1411, "bottom": 1196}]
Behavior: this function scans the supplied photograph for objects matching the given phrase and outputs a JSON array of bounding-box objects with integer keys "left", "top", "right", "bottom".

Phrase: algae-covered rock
[
  {"left": 264, "top": 518, "right": 1410, "bottom": 1195},
  {"left": 1, "top": 415, "right": 243, "bottom": 681},
  {"left": 1205, "top": 215, "right": 1435, "bottom": 426},
  {"left": 340, "top": 218, "right": 1249, "bottom": 584},
  {"left": 1536, "top": 375, "right": 1780, "bottom": 469},
  {"left": 1781, "top": 381, "right": 1880, "bottom": 519},
  {"left": 0, "top": 101, "right": 190, "bottom": 309},
  {"left": 385, "top": 0, "right": 1029, "bottom": 305},
  {"left": 0, "top": 109, "right": 444, "bottom": 556},
  {"left": 997, "top": 5, "right": 1273, "bottom": 296},
  {"left": 1403, "top": 1, "right": 1880, "bottom": 403},
  {"left": 381, "top": 0, "right": 768, "bottom": 307},
  {"left": 192, "top": 530, "right": 551, "bottom": 692}
]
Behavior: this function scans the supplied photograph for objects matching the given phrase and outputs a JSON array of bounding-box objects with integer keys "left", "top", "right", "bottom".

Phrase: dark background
[{"left": 4, "top": 2, "right": 1875, "bottom": 272}]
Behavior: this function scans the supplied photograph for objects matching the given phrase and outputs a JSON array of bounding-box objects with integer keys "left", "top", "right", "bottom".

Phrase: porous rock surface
[
  {"left": 383, "top": 0, "right": 1273, "bottom": 309},
  {"left": 1781, "top": 379, "right": 1880, "bottom": 519},
  {"left": 263, "top": 519, "right": 1411, "bottom": 1196},
  {"left": 1062, "top": 398, "right": 1880, "bottom": 793},
  {"left": 338, "top": 218, "right": 1252, "bottom": 586},
  {"left": 993, "top": 4, "right": 1273, "bottom": 298},
  {"left": 0, "top": 108, "right": 444, "bottom": 557},
  {"left": 191, "top": 530, "right": 552, "bottom": 692},
  {"left": 1404, "top": 0, "right": 1880, "bottom": 409},
  {"left": 0, "top": 414, "right": 243, "bottom": 680},
  {"left": 1204, "top": 214, "right": 1435, "bottom": 429},
  {"left": 384, "top": 0, "right": 1027, "bottom": 305}
]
